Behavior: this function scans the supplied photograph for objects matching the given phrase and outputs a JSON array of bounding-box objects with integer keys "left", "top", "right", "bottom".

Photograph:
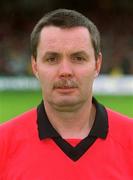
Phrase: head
[
  {"left": 31, "top": 9, "right": 101, "bottom": 61},
  {"left": 31, "top": 9, "right": 102, "bottom": 111}
]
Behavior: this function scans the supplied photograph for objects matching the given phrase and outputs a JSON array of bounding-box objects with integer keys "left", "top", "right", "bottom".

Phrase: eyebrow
[
  {"left": 43, "top": 52, "right": 59, "bottom": 57},
  {"left": 43, "top": 50, "right": 89, "bottom": 59},
  {"left": 71, "top": 51, "right": 89, "bottom": 58},
  {"left": 41, "top": 52, "right": 60, "bottom": 61}
]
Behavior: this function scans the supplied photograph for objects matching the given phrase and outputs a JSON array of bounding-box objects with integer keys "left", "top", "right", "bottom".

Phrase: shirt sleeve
[{"left": 0, "top": 124, "right": 8, "bottom": 175}]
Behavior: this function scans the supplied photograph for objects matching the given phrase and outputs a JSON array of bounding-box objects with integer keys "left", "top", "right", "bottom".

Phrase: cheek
[
  {"left": 38, "top": 68, "right": 55, "bottom": 91},
  {"left": 77, "top": 67, "right": 95, "bottom": 83},
  {"left": 76, "top": 68, "right": 95, "bottom": 94}
]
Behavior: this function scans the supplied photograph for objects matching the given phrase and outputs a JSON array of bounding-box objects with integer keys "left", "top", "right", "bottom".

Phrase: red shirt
[{"left": 0, "top": 99, "right": 133, "bottom": 179}]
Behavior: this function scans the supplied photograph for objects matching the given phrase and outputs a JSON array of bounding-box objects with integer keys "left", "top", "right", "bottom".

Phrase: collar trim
[
  {"left": 37, "top": 97, "right": 108, "bottom": 161},
  {"left": 37, "top": 97, "right": 108, "bottom": 140}
]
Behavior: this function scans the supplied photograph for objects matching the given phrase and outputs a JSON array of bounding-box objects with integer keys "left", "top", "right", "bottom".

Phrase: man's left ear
[{"left": 95, "top": 52, "right": 102, "bottom": 78}]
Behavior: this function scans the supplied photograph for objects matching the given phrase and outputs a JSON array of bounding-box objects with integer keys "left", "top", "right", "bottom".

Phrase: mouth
[
  {"left": 53, "top": 79, "right": 78, "bottom": 94},
  {"left": 54, "top": 87, "right": 77, "bottom": 94}
]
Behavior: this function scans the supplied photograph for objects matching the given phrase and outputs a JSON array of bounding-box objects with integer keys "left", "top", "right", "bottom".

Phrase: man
[{"left": 0, "top": 9, "right": 133, "bottom": 179}]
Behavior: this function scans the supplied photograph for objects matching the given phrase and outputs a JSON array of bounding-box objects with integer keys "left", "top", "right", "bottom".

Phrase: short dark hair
[{"left": 31, "top": 9, "right": 101, "bottom": 60}]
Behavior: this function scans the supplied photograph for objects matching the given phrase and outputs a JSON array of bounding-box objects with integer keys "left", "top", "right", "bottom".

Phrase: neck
[{"left": 44, "top": 98, "right": 96, "bottom": 139}]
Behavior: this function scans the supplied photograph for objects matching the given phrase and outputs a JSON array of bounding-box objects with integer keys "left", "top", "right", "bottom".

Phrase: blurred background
[
  {"left": 0, "top": 0, "right": 133, "bottom": 76},
  {"left": 0, "top": 0, "right": 133, "bottom": 121}
]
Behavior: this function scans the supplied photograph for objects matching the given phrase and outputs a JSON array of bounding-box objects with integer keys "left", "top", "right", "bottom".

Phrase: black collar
[
  {"left": 37, "top": 97, "right": 108, "bottom": 140},
  {"left": 37, "top": 97, "right": 108, "bottom": 161}
]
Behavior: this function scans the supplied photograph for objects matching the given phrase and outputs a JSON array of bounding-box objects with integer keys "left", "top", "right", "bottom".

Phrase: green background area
[{"left": 0, "top": 90, "right": 133, "bottom": 123}]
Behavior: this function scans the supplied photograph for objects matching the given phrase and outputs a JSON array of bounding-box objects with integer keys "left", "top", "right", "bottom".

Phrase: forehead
[{"left": 38, "top": 26, "right": 93, "bottom": 51}]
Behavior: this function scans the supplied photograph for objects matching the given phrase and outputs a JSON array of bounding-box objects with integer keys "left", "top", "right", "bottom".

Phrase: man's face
[{"left": 32, "top": 26, "right": 102, "bottom": 111}]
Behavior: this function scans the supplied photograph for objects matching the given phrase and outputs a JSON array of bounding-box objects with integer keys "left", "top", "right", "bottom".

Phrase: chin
[
  {"left": 52, "top": 97, "right": 84, "bottom": 110},
  {"left": 55, "top": 96, "right": 79, "bottom": 104}
]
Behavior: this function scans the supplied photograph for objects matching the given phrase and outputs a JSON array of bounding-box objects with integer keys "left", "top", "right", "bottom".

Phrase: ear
[
  {"left": 31, "top": 56, "right": 39, "bottom": 79},
  {"left": 94, "top": 52, "right": 102, "bottom": 78}
]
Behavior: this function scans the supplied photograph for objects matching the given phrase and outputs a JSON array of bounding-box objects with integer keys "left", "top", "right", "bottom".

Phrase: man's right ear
[{"left": 31, "top": 56, "right": 39, "bottom": 79}]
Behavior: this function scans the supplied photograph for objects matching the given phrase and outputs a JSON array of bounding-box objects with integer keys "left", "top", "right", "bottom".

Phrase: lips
[{"left": 55, "top": 87, "right": 77, "bottom": 94}]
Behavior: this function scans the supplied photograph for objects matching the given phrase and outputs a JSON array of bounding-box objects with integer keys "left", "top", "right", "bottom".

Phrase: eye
[
  {"left": 46, "top": 57, "right": 58, "bottom": 64},
  {"left": 72, "top": 56, "right": 86, "bottom": 63}
]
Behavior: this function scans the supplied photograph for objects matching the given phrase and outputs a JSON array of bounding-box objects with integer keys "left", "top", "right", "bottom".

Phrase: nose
[{"left": 58, "top": 59, "right": 73, "bottom": 78}]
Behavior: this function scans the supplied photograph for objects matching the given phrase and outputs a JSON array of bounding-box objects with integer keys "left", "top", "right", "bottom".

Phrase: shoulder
[
  {"left": 0, "top": 108, "right": 38, "bottom": 146},
  {"left": 0, "top": 108, "right": 38, "bottom": 173},
  {"left": 106, "top": 108, "right": 133, "bottom": 149},
  {"left": 107, "top": 108, "right": 133, "bottom": 130}
]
